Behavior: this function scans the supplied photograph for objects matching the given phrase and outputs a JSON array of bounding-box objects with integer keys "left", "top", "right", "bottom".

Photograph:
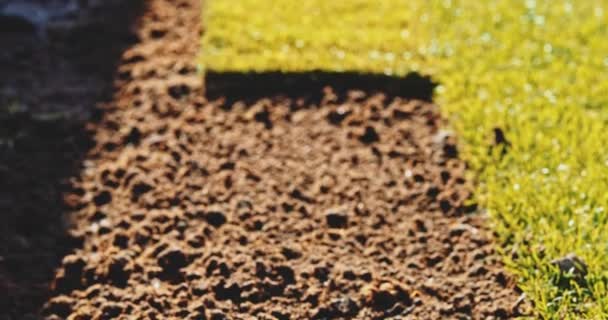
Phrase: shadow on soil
[
  {"left": 0, "top": 1, "right": 146, "bottom": 317},
  {"left": 205, "top": 71, "right": 437, "bottom": 104}
]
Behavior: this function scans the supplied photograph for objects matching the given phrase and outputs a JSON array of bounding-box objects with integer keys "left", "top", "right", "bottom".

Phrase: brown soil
[{"left": 2, "top": 0, "right": 523, "bottom": 319}]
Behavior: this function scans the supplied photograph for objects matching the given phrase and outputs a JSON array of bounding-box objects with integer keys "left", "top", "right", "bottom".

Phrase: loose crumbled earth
[{"left": 2, "top": 0, "right": 523, "bottom": 319}]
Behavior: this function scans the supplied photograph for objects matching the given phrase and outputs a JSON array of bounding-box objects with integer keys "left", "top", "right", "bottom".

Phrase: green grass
[
  {"left": 201, "top": 1, "right": 608, "bottom": 318},
  {"left": 200, "top": 1, "right": 423, "bottom": 74}
]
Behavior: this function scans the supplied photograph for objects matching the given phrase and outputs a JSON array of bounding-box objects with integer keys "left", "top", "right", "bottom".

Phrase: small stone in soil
[
  {"left": 550, "top": 253, "right": 588, "bottom": 278},
  {"left": 362, "top": 281, "right": 412, "bottom": 311},
  {"left": 330, "top": 296, "right": 360, "bottom": 316}
]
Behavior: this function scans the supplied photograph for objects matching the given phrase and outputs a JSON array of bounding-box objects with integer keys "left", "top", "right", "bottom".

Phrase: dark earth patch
[{"left": 0, "top": 0, "right": 145, "bottom": 317}]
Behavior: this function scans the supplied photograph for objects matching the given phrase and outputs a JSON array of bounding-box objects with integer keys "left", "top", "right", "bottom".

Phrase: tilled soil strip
[{"left": 28, "top": 0, "right": 521, "bottom": 319}]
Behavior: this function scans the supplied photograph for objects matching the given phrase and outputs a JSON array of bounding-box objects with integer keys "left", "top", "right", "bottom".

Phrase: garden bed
[{"left": 37, "top": 0, "right": 522, "bottom": 319}]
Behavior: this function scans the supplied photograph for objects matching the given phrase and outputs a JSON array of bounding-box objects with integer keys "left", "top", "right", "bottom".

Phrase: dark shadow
[
  {"left": 0, "top": 0, "right": 146, "bottom": 317},
  {"left": 205, "top": 71, "right": 437, "bottom": 105}
]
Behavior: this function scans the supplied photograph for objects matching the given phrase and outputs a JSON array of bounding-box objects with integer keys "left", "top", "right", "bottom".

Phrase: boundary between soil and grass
[
  {"left": 200, "top": 1, "right": 608, "bottom": 318},
  {"left": 203, "top": 72, "right": 435, "bottom": 102}
]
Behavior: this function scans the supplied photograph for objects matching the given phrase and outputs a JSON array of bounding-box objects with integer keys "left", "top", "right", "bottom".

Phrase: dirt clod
[
  {"left": 551, "top": 253, "right": 588, "bottom": 276},
  {"left": 329, "top": 296, "right": 360, "bottom": 317},
  {"left": 550, "top": 253, "right": 588, "bottom": 287},
  {"left": 362, "top": 281, "right": 412, "bottom": 311}
]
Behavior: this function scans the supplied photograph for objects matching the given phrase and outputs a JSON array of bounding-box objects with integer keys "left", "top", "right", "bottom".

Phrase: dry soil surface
[{"left": 1, "top": 0, "right": 523, "bottom": 319}]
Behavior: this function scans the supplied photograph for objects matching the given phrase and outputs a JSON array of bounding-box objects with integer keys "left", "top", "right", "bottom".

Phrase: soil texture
[{"left": 2, "top": 0, "right": 523, "bottom": 319}]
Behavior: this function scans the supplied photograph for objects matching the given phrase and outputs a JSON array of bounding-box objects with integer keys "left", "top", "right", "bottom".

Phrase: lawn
[{"left": 201, "top": 1, "right": 608, "bottom": 318}]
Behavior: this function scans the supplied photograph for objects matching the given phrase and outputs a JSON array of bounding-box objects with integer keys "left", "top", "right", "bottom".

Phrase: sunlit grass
[
  {"left": 200, "top": 1, "right": 423, "bottom": 75},
  {"left": 201, "top": 1, "right": 608, "bottom": 318}
]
